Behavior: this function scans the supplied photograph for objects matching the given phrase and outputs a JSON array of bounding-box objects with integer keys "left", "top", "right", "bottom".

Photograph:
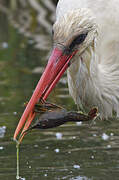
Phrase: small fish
[{"left": 26, "top": 107, "right": 98, "bottom": 131}]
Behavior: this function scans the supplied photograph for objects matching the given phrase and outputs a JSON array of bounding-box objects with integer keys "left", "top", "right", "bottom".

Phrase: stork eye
[{"left": 69, "top": 33, "right": 88, "bottom": 50}]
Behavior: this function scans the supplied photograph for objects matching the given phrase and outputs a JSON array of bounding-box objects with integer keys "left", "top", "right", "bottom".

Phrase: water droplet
[
  {"left": 2, "top": 126, "right": 6, "bottom": 129},
  {"left": 45, "top": 146, "right": 49, "bottom": 149},
  {"left": 72, "top": 136, "right": 76, "bottom": 139},
  {"left": 0, "top": 146, "right": 4, "bottom": 150},
  {"left": 54, "top": 148, "right": 60, "bottom": 153},
  {"left": 16, "top": 175, "right": 20, "bottom": 180},
  {"left": 107, "top": 145, "right": 111, "bottom": 148},
  {"left": 56, "top": 132, "right": 63, "bottom": 140},
  {"left": 110, "top": 133, "right": 114, "bottom": 136},
  {"left": 2, "top": 42, "right": 8, "bottom": 49},
  {"left": 73, "top": 165, "right": 80, "bottom": 169},
  {"left": 13, "top": 112, "right": 17, "bottom": 115},
  {"left": 34, "top": 144, "right": 38, "bottom": 148},
  {"left": 91, "top": 155, "right": 94, "bottom": 159},
  {"left": 16, "top": 176, "right": 25, "bottom": 180},
  {"left": 102, "top": 133, "right": 109, "bottom": 140},
  {"left": 76, "top": 122, "right": 82, "bottom": 126}
]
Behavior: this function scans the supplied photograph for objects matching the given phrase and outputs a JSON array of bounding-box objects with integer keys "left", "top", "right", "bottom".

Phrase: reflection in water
[
  {"left": 0, "top": 0, "right": 56, "bottom": 50},
  {"left": 0, "top": 1, "right": 119, "bottom": 180}
]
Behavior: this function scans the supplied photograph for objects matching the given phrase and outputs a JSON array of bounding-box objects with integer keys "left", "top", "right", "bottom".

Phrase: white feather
[{"left": 55, "top": 0, "right": 119, "bottom": 118}]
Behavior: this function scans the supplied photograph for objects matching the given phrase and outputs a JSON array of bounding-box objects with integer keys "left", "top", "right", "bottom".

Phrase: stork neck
[{"left": 67, "top": 40, "right": 99, "bottom": 110}]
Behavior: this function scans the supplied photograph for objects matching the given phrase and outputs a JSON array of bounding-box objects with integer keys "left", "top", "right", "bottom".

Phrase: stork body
[{"left": 56, "top": 0, "right": 119, "bottom": 118}]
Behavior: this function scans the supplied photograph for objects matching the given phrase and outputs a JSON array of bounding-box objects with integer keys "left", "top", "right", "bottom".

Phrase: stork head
[
  {"left": 53, "top": 8, "right": 97, "bottom": 58},
  {"left": 14, "top": 8, "right": 98, "bottom": 141}
]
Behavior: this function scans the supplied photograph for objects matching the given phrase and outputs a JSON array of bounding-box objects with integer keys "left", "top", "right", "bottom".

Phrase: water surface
[{"left": 0, "top": 1, "right": 119, "bottom": 180}]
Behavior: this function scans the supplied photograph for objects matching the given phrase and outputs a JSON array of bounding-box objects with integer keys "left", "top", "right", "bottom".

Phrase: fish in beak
[{"left": 13, "top": 46, "right": 78, "bottom": 141}]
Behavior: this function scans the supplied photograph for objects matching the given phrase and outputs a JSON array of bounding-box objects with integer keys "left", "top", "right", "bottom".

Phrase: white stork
[{"left": 14, "top": 0, "right": 119, "bottom": 140}]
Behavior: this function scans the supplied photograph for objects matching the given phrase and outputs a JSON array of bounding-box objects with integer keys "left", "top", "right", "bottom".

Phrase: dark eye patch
[{"left": 69, "top": 32, "right": 88, "bottom": 50}]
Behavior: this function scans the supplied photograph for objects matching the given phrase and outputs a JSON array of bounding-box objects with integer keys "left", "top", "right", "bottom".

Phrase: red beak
[{"left": 13, "top": 47, "right": 78, "bottom": 141}]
